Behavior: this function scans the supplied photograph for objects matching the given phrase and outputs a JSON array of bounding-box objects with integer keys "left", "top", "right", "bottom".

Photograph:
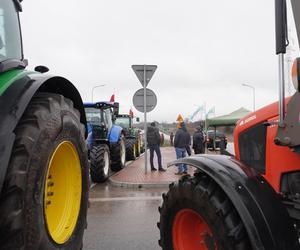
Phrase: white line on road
[{"left": 89, "top": 196, "right": 162, "bottom": 203}]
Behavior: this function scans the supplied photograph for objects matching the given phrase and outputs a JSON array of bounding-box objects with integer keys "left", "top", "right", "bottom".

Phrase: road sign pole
[
  {"left": 131, "top": 64, "right": 157, "bottom": 174},
  {"left": 143, "top": 64, "right": 148, "bottom": 174}
]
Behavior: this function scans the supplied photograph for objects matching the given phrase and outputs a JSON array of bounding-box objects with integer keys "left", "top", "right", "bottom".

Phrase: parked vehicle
[
  {"left": 115, "top": 114, "right": 142, "bottom": 160},
  {"left": 84, "top": 101, "right": 126, "bottom": 183},
  {"left": 158, "top": 1, "right": 300, "bottom": 249},
  {"left": 0, "top": 1, "right": 88, "bottom": 249},
  {"left": 206, "top": 130, "right": 227, "bottom": 149}
]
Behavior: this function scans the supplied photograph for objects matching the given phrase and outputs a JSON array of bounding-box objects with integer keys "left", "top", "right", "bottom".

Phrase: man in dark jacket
[
  {"left": 147, "top": 122, "right": 165, "bottom": 171},
  {"left": 174, "top": 122, "right": 191, "bottom": 174},
  {"left": 192, "top": 126, "right": 205, "bottom": 154}
]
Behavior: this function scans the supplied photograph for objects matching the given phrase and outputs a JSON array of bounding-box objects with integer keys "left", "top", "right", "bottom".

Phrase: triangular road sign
[
  {"left": 132, "top": 65, "right": 157, "bottom": 87},
  {"left": 176, "top": 114, "right": 184, "bottom": 122}
]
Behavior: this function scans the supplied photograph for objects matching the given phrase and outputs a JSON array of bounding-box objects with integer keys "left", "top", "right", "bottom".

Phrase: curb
[
  {"left": 109, "top": 178, "right": 173, "bottom": 189},
  {"left": 109, "top": 154, "right": 176, "bottom": 189}
]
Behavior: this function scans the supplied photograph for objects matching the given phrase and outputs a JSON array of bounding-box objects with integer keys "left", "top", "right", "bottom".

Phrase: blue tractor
[{"left": 84, "top": 101, "right": 126, "bottom": 183}]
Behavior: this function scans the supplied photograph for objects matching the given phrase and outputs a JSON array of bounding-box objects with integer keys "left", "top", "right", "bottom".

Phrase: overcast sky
[{"left": 20, "top": 0, "right": 299, "bottom": 122}]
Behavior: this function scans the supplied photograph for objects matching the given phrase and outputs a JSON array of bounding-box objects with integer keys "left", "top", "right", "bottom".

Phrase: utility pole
[{"left": 242, "top": 83, "right": 255, "bottom": 111}]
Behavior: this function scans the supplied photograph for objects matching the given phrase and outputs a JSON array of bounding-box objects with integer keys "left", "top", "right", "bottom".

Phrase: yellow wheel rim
[
  {"left": 44, "top": 141, "right": 82, "bottom": 244},
  {"left": 133, "top": 143, "right": 136, "bottom": 158},
  {"left": 137, "top": 138, "right": 141, "bottom": 155}
]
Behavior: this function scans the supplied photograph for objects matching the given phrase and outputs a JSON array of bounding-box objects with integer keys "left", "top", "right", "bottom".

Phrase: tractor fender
[
  {"left": 168, "top": 154, "right": 299, "bottom": 250},
  {"left": 109, "top": 125, "right": 123, "bottom": 143},
  {"left": 0, "top": 72, "right": 87, "bottom": 195},
  {"left": 87, "top": 131, "right": 93, "bottom": 150}
]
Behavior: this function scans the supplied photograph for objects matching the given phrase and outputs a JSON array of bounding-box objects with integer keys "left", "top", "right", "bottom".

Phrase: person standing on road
[
  {"left": 170, "top": 132, "right": 174, "bottom": 146},
  {"left": 147, "top": 122, "right": 166, "bottom": 171},
  {"left": 174, "top": 122, "right": 191, "bottom": 175},
  {"left": 192, "top": 126, "right": 205, "bottom": 154}
]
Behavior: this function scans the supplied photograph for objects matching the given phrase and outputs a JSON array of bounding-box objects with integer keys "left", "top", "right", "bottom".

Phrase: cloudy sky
[{"left": 20, "top": 0, "right": 299, "bottom": 122}]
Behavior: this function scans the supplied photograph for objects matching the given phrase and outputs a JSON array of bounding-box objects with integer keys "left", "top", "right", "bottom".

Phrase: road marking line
[{"left": 89, "top": 196, "right": 162, "bottom": 202}]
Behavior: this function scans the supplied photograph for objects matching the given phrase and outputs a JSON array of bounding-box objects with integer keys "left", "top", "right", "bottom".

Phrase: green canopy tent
[
  {"left": 205, "top": 107, "right": 251, "bottom": 154},
  {"left": 206, "top": 107, "right": 251, "bottom": 127}
]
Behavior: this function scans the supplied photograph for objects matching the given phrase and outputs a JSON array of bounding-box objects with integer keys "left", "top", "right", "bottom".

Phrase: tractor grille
[{"left": 238, "top": 123, "right": 267, "bottom": 174}]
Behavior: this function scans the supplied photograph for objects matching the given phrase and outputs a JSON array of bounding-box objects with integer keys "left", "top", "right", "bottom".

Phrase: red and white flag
[
  {"left": 110, "top": 94, "right": 115, "bottom": 102},
  {"left": 129, "top": 109, "right": 134, "bottom": 118}
]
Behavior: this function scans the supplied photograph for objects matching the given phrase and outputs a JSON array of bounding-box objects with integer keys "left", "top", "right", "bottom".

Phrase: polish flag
[
  {"left": 129, "top": 109, "right": 134, "bottom": 118},
  {"left": 110, "top": 94, "right": 115, "bottom": 102}
]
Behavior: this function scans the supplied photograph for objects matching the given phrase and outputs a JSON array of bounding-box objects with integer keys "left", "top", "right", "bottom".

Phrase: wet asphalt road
[
  {"left": 82, "top": 143, "right": 234, "bottom": 250},
  {"left": 83, "top": 183, "right": 167, "bottom": 250}
]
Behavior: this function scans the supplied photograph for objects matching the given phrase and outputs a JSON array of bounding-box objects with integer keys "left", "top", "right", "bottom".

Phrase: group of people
[{"left": 146, "top": 122, "right": 206, "bottom": 174}]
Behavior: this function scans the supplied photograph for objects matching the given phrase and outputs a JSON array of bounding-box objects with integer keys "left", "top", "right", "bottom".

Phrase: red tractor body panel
[{"left": 234, "top": 96, "right": 300, "bottom": 192}]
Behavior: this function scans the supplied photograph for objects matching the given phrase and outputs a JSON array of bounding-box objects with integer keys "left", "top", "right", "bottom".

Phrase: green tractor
[
  {"left": 0, "top": 1, "right": 88, "bottom": 249},
  {"left": 115, "top": 114, "right": 142, "bottom": 160}
]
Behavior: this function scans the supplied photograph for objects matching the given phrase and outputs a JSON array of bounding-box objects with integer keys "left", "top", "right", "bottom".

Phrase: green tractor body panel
[{"left": 0, "top": 69, "right": 33, "bottom": 96}]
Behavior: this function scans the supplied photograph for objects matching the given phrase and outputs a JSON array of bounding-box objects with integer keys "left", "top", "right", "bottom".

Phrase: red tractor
[{"left": 158, "top": 1, "right": 300, "bottom": 249}]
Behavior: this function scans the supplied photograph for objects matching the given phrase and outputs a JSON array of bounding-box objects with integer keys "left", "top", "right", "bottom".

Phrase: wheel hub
[
  {"left": 104, "top": 151, "right": 109, "bottom": 175},
  {"left": 172, "top": 209, "right": 216, "bottom": 250},
  {"left": 121, "top": 140, "right": 126, "bottom": 164}
]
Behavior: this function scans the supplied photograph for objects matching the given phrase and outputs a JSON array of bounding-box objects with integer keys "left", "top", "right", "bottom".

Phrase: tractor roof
[
  {"left": 116, "top": 114, "right": 131, "bottom": 118},
  {"left": 84, "top": 101, "right": 119, "bottom": 109}
]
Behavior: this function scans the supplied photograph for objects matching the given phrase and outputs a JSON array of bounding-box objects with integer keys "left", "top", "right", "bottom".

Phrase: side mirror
[
  {"left": 275, "top": 0, "right": 288, "bottom": 54},
  {"left": 136, "top": 117, "right": 140, "bottom": 122},
  {"left": 292, "top": 57, "right": 300, "bottom": 91},
  {"left": 35, "top": 65, "right": 49, "bottom": 73}
]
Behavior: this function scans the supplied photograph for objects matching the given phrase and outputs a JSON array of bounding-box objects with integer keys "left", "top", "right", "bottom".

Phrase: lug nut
[
  {"left": 46, "top": 200, "right": 51, "bottom": 205},
  {"left": 47, "top": 181, "right": 54, "bottom": 187},
  {"left": 47, "top": 192, "right": 54, "bottom": 196}
]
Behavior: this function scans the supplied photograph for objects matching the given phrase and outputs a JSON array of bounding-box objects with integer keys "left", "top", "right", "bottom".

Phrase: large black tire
[
  {"left": 0, "top": 92, "right": 89, "bottom": 250},
  {"left": 220, "top": 139, "right": 226, "bottom": 155},
  {"left": 135, "top": 136, "right": 141, "bottom": 157},
  {"left": 110, "top": 135, "right": 126, "bottom": 172},
  {"left": 125, "top": 138, "right": 136, "bottom": 161},
  {"left": 90, "top": 144, "right": 111, "bottom": 183},
  {"left": 158, "top": 173, "right": 251, "bottom": 250}
]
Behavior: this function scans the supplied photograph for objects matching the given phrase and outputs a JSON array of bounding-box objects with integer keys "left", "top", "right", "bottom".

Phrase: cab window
[{"left": 0, "top": 0, "right": 22, "bottom": 62}]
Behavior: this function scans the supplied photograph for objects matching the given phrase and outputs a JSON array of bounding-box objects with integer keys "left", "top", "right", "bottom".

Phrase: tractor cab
[
  {"left": 115, "top": 114, "right": 132, "bottom": 134},
  {"left": 0, "top": 0, "right": 26, "bottom": 74},
  {"left": 115, "top": 114, "right": 140, "bottom": 137},
  {"left": 84, "top": 101, "right": 119, "bottom": 143}
]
